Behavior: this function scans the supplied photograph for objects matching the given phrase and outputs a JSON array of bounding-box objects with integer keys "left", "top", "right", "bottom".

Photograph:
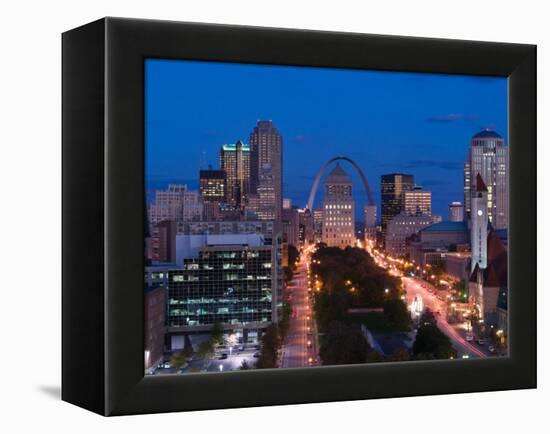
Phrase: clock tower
[{"left": 471, "top": 174, "right": 488, "bottom": 272}]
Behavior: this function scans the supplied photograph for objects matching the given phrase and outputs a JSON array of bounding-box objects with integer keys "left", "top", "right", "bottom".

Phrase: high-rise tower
[
  {"left": 322, "top": 163, "right": 355, "bottom": 248},
  {"left": 249, "top": 120, "right": 282, "bottom": 221},
  {"left": 219, "top": 140, "right": 250, "bottom": 209},
  {"left": 464, "top": 129, "right": 508, "bottom": 229},
  {"left": 381, "top": 173, "right": 414, "bottom": 231}
]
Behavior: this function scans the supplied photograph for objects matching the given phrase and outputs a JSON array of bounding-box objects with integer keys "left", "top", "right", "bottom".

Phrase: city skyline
[
  {"left": 144, "top": 59, "right": 509, "bottom": 375},
  {"left": 145, "top": 58, "right": 507, "bottom": 218}
]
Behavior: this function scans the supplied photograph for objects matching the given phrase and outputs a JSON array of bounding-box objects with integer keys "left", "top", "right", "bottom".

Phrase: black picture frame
[{"left": 62, "top": 17, "right": 536, "bottom": 416}]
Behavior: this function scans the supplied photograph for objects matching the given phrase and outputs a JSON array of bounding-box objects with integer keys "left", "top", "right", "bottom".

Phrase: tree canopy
[
  {"left": 319, "top": 321, "right": 370, "bottom": 365},
  {"left": 413, "top": 310, "right": 457, "bottom": 359}
]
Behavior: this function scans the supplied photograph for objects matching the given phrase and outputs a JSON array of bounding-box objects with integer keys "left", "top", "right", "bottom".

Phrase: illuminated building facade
[
  {"left": 249, "top": 120, "right": 283, "bottom": 221},
  {"left": 403, "top": 186, "right": 432, "bottom": 216},
  {"left": 449, "top": 201, "right": 464, "bottom": 222},
  {"left": 322, "top": 163, "right": 355, "bottom": 248},
  {"left": 463, "top": 129, "right": 508, "bottom": 229},
  {"left": 148, "top": 184, "right": 188, "bottom": 226},
  {"left": 167, "top": 242, "right": 277, "bottom": 330},
  {"left": 385, "top": 212, "right": 434, "bottom": 257},
  {"left": 220, "top": 140, "right": 250, "bottom": 208},
  {"left": 381, "top": 173, "right": 414, "bottom": 231}
]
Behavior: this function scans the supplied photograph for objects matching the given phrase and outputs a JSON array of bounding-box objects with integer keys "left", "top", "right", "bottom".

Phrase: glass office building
[{"left": 167, "top": 245, "right": 276, "bottom": 328}]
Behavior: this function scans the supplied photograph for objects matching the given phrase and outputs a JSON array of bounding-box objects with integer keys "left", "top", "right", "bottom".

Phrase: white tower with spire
[{"left": 471, "top": 173, "right": 489, "bottom": 272}]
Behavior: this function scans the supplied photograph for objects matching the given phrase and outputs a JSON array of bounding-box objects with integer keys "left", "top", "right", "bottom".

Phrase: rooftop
[
  {"left": 325, "top": 162, "right": 352, "bottom": 185},
  {"left": 421, "top": 221, "right": 468, "bottom": 233},
  {"left": 472, "top": 129, "right": 503, "bottom": 140},
  {"left": 221, "top": 140, "right": 250, "bottom": 152}
]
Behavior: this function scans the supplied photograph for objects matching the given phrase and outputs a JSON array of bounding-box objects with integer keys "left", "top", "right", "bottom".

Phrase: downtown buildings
[
  {"left": 381, "top": 173, "right": 414, "bottom": 232},
  {"left": 380, "top": 173, "right": 434, "bottom": 256},
  {"left": 144, "top": 121, "right": 285, "bottom": 366}
]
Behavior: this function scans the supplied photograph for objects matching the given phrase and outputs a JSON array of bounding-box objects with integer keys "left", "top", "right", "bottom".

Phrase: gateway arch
[{"left": 306, "top": 156, "right": 375, "bottom": 211}]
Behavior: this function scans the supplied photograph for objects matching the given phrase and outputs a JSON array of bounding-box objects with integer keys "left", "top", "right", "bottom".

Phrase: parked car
[
  {"left": 476, "top": 338, "right": 486, "bottom": 345},
  {"left": 219, "top": 353, "right": 228, "bottom": 359},
  {"left": 488, "top": 345, "right": 496, "bottom": 353},
  {"left": 465, "top": 333, "right": 474, "bottom": 342},
  {"left": 253, "top": 352, "right": 260, "bottom": 358}
]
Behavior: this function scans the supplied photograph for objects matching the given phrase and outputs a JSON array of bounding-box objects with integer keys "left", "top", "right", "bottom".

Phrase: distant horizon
[{"left": 145, "top": 59, "right": 508, "bottom": 219}]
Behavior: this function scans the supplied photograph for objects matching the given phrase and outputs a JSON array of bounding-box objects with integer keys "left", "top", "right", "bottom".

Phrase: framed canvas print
[{"left": 62, "top": 17, "right": 536, "bottom": 416}]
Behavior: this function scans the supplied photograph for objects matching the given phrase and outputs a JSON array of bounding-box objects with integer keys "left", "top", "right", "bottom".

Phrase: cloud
[{"left": 426, "top": 113, "right": 479, "bottom": 123}]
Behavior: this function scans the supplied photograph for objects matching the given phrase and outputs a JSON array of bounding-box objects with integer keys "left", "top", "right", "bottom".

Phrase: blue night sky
[{"left": 145, "top": 59, "right": 507, "bottom": 220}]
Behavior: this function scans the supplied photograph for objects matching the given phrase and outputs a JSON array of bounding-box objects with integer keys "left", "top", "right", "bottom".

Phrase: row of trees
[
  {"left": 283, "top": 244, "right": 300, "bottom": 284},
  {"left": 412, "top": 310, "right": 457, "bottom": 359},
  {"left": 311, "top": 246, "right": 406, "bottom": 333},
  {"left": 254, "top": 302, "right": 293, "bottom": 369},
  {"left": 169, "top": 322, "right": 225, "bottom": 370},
  {"left": 312, "top": 246, "right": 456, "bottom": 364}
]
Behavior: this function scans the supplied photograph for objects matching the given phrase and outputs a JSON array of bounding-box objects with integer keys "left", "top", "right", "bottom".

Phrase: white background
[{"left": 0, "top": 0, "right": 546, "bottom": 432}]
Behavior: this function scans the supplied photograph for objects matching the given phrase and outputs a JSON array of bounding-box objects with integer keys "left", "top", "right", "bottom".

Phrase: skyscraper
[
  {"left": 249, "top": 120, "right": 283, "bottom": 221},
  {"left": 322, "top": 163, "right": 355, "bottom": 248},
  {"left": 219, "top": 140, "right": 250, "bottom": 209},
  {"left": 247, "top": 164, "right": 277, "bottom": 221},
  {"left": 313, "top": 208, "right": 323, "bottom": 243},
  {"left": 298, "top": 208, "right": 314, "bottom": 245},
  {"left": 199, "top": 167, "right": 226, "bottom": 203},
  {"left": 464, "top": 129, "right": 508, "bottom": 229},
  {"left": 403, "top": 186, "right": 432, "bottom": 216},
  {"left": 381, "top": 173, "right": 414, "bottom": 231},
  {"left": 199, "top": 167, "right": 226, "bottom": 220}
]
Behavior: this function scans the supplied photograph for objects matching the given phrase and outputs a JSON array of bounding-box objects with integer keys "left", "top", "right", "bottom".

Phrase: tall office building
[
  {"left": 449, "top": 201, "right": 464, "bottom": 222},
  {"left": 322, "top": 163, "right": 355, "bottom": 248},
  {"left": 463, "top": 129, "right": 508, "bottom": 229},
  {"left": 313, "top": 208, "right": 323, "bottom": 243},
  {"left": 282, "top": 206, "right": 300, "bottom": 248},
  {"left": 403, "top": 186, "right": 432, "bottom": 216},
  {"left": 220, "top": 140, "right": 250, "bottom": 209},
  {"left": 167, "top": 234, "right": 278, "bottom": 340},
  {"left": 298, "top": 208, "right": 314, "bottom": 245},
  {"left": 381, "top": 173, "right": 414, "bottom": 231},
  {"left": 246, "top": 164, "right": 276, "bottom": 221},
  {"left": 199, "top": 167, "right": 226, "bottom": 203},
  {"left": 199, "top": 167, "right": 226, "bottom": 221},
  {"left": 249, "top": 120, "right": 283, "bottom": 221}
]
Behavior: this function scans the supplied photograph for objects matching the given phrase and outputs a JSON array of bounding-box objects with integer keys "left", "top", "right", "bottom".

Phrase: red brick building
[{"left": 144, "top": 286, "right": 166, "bottom": 373}]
